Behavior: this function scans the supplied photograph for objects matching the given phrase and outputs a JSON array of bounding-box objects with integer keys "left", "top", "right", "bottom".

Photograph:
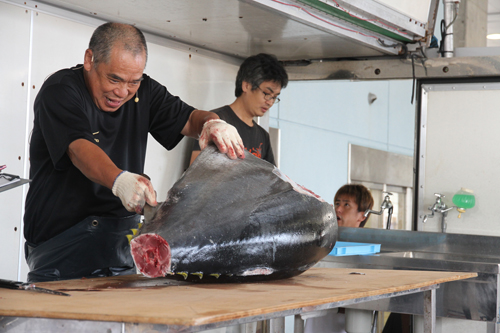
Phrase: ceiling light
[{"left": 487, "top": 34, "right": 500, "bottom": 40}]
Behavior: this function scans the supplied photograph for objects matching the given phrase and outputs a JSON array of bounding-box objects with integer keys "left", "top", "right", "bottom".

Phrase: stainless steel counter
[{"left": 318, "top": 227, "right": 500, "bottom": 333}]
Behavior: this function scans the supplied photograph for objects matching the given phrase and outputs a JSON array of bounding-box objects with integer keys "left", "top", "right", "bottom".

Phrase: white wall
[
  {"left": 0, "top": 0, "right": 240, "bottom": 281},
  {"left": 271, "top": 79, "right": 416, "bottom": 204}
]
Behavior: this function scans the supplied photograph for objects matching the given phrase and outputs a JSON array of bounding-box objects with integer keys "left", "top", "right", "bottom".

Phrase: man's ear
[
  {"left": 356, "top": 211, "right": 366, "bottom": 225},
  {"left": 83, "top": 49, "right": 94, "bottom": 71},
  {"left": 241, "top": 81, "right": 252, "bottom": 93}
]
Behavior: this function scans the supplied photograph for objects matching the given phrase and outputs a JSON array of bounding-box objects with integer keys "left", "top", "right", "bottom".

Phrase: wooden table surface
[{"left": 0, "top": 268, "right": 476, "bottom": 327}]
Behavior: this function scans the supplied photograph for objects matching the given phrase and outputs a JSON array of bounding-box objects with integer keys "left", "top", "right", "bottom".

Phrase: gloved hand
[
  {"left": 112, "top": 171, "right": 157, "bottom": 214},
  {"left": 199, "top": 119, "right": 245, "bottom": 159}
]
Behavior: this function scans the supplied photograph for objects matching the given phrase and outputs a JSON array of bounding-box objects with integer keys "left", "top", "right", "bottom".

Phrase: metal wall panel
[
  {"left": 377, "top": 0, "right": 432, "bottom": 23},
  {"left": 0, "top": 2, "right": 32, "bottom": 281},
  {"left": 417, "top": 81, "right": 500, "bottom": 236},
  {"left": 349, "top": 144, "right": 413, "bottom": 187}
]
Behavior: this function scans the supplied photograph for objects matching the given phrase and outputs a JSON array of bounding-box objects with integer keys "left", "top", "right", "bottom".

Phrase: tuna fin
[
  {"left": 126, "top": 234, "right": 133, "bottom": 244},
  {"left": 209, "top": 273, "right": 220, "bottom": 279},
  {"left": 191, "top": 272, "right": 203, "bottom": 279},
  {"left": 177, "top": 272, "right": 188, "bottom": 280},
  {"left": 131, "top": 228, "right": 138, "bottom": 236},
  {"left": 137, "top": 222, "right": 143, "bottom": 229}
]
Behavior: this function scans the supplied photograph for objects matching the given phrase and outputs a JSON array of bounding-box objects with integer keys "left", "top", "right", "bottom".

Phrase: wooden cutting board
[{"left": 0, "top": 268, "right": 476, "bottom": 327}]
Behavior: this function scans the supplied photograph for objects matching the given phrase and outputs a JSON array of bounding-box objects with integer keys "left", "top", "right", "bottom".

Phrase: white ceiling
[
  {"left": 31, "top": 0, "right": 500, "bottom": 58},
  {"left": 31, "top": 0, "right": 425, "bottom": 61}
]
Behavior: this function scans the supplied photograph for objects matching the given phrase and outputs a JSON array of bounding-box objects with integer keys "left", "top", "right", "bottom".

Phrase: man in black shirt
[
  {"left": 190, "top": 53, "right": 288, "bottom": 166},
  {"left": 24, "top": 22, "right": 245, "bottom": 282}
]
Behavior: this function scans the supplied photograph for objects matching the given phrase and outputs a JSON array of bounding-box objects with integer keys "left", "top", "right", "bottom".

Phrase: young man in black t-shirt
[{"left": 190, "top": 53, "right": 288, "bottom": 166}]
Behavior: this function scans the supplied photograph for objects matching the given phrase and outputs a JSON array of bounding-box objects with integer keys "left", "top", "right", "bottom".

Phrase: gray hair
[{"left": 88, "top": 22, "right": 148, "bottom": 67}]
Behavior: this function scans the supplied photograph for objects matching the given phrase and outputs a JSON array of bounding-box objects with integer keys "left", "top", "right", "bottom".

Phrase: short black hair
[{"left": 235, "top": 53, "right": 288, "bottom": 97}]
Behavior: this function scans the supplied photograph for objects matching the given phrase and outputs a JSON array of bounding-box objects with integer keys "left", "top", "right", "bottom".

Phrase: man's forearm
[
  {"left": 67, "top": 138, "right": 122, "bottom": 189},
  {"left": 181, "top": 110, "right": 219, "bottom": 138}
]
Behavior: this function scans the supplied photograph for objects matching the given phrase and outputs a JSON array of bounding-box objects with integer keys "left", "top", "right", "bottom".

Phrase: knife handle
[{"left": 0, "top": 278, "right": 22, "bottom": 289}]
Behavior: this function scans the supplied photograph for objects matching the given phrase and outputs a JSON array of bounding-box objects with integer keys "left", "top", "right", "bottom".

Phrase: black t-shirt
[
  {"left": 192, "top": 105, "right": 275, "bottom": 165},
  {"left": 24, "top": 65, "right": 195, "bottom": 244}
]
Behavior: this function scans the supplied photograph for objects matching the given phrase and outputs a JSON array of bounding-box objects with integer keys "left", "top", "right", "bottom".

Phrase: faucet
[
  {"left": 422, "top": 193, "right": 455, "bottom": 232},
  {"left": 364, "top": 192, "right": 394, "bottom": 229}
]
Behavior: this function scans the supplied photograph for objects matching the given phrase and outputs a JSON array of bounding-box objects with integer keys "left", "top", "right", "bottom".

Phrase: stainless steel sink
[
  {"left": 375, "top": 250, "right": 500, "bottom": 274},
  {"left": 381, "top": 250, "right": 500, "bottom": 262},
  {"left": 318, "top": 227, "right": 500, "bottom": 329}
]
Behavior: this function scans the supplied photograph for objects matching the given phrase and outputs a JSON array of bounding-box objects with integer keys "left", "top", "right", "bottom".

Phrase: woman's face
[{"left": 334, "top": 194, "right": 366, "bottom": 228}]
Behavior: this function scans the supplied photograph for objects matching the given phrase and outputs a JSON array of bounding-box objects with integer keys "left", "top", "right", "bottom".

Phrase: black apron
[{"left": 25, "top": 215, "right": 141, "bottom": 283}]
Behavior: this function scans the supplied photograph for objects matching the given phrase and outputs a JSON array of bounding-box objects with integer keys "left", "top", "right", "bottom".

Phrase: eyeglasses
[{"left": 257, "top": 87, "right": 280, "bottom": 104}]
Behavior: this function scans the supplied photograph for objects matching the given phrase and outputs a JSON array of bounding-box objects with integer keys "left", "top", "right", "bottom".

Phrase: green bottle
[{"left": 452, "top": 188, "right": 475, "bottom": 218}]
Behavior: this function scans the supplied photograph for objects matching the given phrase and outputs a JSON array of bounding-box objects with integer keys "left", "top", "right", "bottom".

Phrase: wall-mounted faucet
[
  {"left": 422, "top": 193, "right": 455, "bottom": 233},
  {"left": 364, "top": 192, "right": 394, "bottom": 229}
]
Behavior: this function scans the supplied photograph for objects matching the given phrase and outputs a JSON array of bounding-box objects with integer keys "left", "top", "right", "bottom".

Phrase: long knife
[{"left": 0, "top": 278, "right": 70, "bottom": 296}]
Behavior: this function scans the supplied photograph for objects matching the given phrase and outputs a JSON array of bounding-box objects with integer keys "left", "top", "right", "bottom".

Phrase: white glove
[
  {"left": 198, "top": 119, "right": 245, "bottom": 159},
  {"left": 112, "top": 171, "right": 157, "bottom": 214}
]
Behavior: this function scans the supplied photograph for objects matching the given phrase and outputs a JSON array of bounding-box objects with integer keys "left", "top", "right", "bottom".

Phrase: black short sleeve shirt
[
  {"left": 24, "top": 66, "right": 195, "bottom": 244},
  {"left": 192, "top": 106, "right": 275, "bottom": 165}
]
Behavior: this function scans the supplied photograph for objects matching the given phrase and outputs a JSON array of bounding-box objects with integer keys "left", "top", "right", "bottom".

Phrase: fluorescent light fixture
[{"left": 487, "top": 34, "right": 500, "bottom": 40}]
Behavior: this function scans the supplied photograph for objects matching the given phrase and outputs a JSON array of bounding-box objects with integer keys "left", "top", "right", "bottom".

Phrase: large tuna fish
[{"left": 130, "top": 145, "right": 337, "bottom": 281}]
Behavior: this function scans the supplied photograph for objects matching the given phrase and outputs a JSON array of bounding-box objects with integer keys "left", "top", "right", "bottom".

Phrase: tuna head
[{"left": 130, "top": 145, "right": 337, "bottom": 281}]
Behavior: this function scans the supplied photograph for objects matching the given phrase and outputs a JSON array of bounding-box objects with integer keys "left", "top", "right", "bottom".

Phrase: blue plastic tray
[{"left": 329, "top": 241, "right": 381, "bottom": 256}]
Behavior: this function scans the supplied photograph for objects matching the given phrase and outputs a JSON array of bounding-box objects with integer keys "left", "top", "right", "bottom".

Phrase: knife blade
[
  {"left": 0, "top": 278, "right": 70, "bottom": 296},
  {"left": 139, "top": 173, "right": 160, "bottom": 222},
  {"left": 143, "top": 203, "right": 160, "bottom": 223},
  {"left": 21, "top": 283, "right": 71, "bottom": 297}
]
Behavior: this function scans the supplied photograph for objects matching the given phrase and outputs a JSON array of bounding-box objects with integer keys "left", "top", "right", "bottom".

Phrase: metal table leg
[
  {"left": 486, "top": 322, "right": 496, "bottom": 333},
  {"left": 240, "top": 321, "right": 258, "bottom": 333},
  {"left": 269, "top": 317, "right": 285, "bottom": 333},
  {"left": 423, "top": 289, "right": 436, "bottom": 333},
  {"left": 294, "top": 315, "right": 304, "bottom": 333}
]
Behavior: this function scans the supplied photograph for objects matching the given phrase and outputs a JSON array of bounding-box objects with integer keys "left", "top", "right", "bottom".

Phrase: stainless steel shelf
[{"left": 0, "top": 178, "right": 30, "bottom": 193}]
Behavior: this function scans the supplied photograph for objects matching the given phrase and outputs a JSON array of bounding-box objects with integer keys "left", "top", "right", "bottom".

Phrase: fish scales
[{"left": 131, "top": 145, "right": 337, "bottom": 281}]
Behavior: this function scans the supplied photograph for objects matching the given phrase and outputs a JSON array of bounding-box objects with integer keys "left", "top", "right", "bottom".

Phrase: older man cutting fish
[{"left": 23, "top": 22, "right": 245, "bottom": 283}]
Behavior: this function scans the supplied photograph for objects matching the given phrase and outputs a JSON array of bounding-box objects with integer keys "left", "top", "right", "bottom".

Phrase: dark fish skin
[{"left": 131, "top": 145, "right": 337, "bottom": 281}]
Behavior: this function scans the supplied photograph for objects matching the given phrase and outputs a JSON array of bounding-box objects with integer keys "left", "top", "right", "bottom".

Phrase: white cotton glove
[
  {"left": 112, "top": 171, "right": 157, "bottom": 214},
  {"left": 198, "top": 119, "right": 245, "bottom": 159}
]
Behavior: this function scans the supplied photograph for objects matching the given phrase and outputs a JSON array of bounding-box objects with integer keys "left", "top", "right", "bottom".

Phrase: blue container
[{"left": 329, "top": 241, "right": 381, "bottom": 256}]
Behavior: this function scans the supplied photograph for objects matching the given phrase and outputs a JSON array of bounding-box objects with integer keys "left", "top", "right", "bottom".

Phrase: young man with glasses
[{"left": 190, "top": 53, "right": 288, "bottom": 166}]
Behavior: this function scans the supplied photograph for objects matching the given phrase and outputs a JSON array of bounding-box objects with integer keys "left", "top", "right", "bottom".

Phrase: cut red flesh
[{"left": 130, "top": 234, "right": 171, "bottom": 278}]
